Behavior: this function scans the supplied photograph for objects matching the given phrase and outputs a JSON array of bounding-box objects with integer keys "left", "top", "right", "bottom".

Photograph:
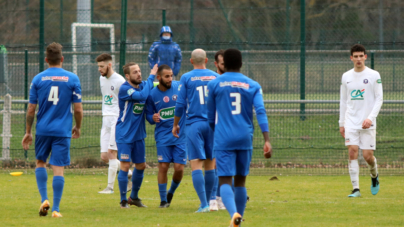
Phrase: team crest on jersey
[
  {"left": 104, "top": 95, "right": 113, "bottom": 105},
  {"left": 172, "top": 94, "right": 177, "bottom": 101},
  {"left": 127, "top": 88, "right": 135, "bottom": 95},
  {"left": 363, "top": 79, "right": 368, "bottom": 84},
  {"left": 133, "top": 103, "right": 145, "bottom": 114},
  {"left": 163, "top": 96, "right": 170, "bottom": 103},
  {"left": 111, "top": 86, "right": 114, "bottom": 90},
  {"left": 159, "top": 106, "right": 175, "bottom": 120},
  {"left": 351, "top": 89, "right": 365, "bottom": 100}
]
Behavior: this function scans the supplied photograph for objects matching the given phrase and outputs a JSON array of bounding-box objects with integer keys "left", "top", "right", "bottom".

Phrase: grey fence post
[{"left": 1, "top": 94, "right": 12, "bottom": 160}]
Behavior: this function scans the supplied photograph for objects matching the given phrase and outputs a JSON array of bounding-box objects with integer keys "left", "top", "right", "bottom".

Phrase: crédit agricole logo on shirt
[
  {"left": 104, "top": 95, "right": 113, "bottom": 105},
  {"left": 351, "top": 89, "right": 365, "bottom": 100}
]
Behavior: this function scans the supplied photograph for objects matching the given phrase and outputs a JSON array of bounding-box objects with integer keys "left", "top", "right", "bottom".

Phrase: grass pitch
[{"left": 1, "top": 172, "right": 404, "bottom": 227}]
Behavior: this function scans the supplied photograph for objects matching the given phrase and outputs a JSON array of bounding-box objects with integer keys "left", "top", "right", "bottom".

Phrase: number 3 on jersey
[
  {"left": 230, "top": 93, "right": 241, "bottom": 115},
  {"left": 48, "top": 86, "right": 59, "bottom": 105}
]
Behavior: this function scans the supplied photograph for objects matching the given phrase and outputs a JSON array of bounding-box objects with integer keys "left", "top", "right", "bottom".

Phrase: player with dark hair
[
  {"left": 22, "top": 42, "right": 83, "bottom": 218},
  {"left": 172, "top": 49, "right": 220, "bottom": 213},
  {"left": 116, "top": 62, "right": 158, "bottom": 208},
  {"left": 145, "top": 65, "right": 187, "bottom": 208},
  {"left": 207, "top": 48, "right": 272, "bottom": 226},
  {"left": 214, "top": 49, "right": 225, "bottom": 75},
  {"left": 96, "top": 53, "right": 132, "bottom": 194},
  {"left": 339, "top": 44, "right": 382, "bottom": 197}
]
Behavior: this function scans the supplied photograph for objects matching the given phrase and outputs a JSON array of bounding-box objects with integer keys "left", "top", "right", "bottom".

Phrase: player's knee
[
  {"left": 159, "top": 163, "right": 169, "bottom": 172},
  {"left": 36, "top": 160, "right": 46, "bottom": 167},
  {"left": 100, "top": 153, "right": 109, "bottom": 163},
  {"left": 135, "top": 162, "right": 146, "bottom": 170}
]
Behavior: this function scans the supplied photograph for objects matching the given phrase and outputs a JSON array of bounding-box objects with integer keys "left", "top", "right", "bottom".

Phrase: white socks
[
  {"left": 349, "top": 159, "right": 359, "bottom": 189},
  {"left": 368, "top": 157, "right": 378, "bottom": 178},
  {"left": 108, "top": 159, "right": 119, "bottom": 189}
]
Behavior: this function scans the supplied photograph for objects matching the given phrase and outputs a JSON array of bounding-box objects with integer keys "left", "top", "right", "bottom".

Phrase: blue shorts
[
  {"left": 35, "top": 135, "right": 71, "bottom": 166},
  {"left": 186, "top": 121, "right": 214, "bottom": 161},
  {"left": 157, "top": 144, "right": 187, "bottom": 165},
  {"left": 117, "top": 139, "right": 145, "bottom": 164},
  {"left": 216, "top": 149, "right": 252, "bottom": 177}
]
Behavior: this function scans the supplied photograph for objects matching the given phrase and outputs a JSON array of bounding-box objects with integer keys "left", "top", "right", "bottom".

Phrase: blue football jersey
[
  {"left": 175, "top": 69, "right": 219, "bottom": 124},
  {"left": 29, "top": 67, "right": 82, "bottom": 137},
  {"left": 116, "top": 75, "right": 155, "bottom": 143},
  {"left": 145, "top": 81, "right": 186, "bottom": 146},
  {"left": 207, "top": 72, "right": 268, "bottom": 150}
]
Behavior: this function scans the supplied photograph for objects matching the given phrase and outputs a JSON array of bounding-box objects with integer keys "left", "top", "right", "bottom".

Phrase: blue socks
[
  {"left": 130, "top": 169, "right": 144, "bottom": 199},
  {"left": 118, "top": 170, "right": 128, "bottom": 202},
  {"left": 192, "top": 170, "right": 208, "bottom": 208},
  {"left": 211, "top": 169, "right": 218, "bottom": 200},
  {"left": 220, "top": 184, "right": 237, "bottom": 218},
  {"left": 35, "top": 167, "right": 48, "bottom": 203},
  {"left": 52, "top": 176, "right": 64, "bottom": 212},
  {"left": 204, "top": 169, "right": 215, "bottom": 202},
  {"left": 168, "top": 180, "right": 180, "bottom": 194},
  {"left": 234, "top": 187, "right": 247, "bottom": 216},
  {"left": 158, "top": 183, "right": 167, "bottom": 202}
]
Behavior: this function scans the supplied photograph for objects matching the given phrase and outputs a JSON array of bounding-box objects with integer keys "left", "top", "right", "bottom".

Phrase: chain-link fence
[{"left": 1, "top": 1, "right": 404, "bottom": 175}]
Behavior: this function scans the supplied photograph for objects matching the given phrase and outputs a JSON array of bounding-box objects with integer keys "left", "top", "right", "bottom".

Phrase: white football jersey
[
  {"left": 339, "top": 66, "right": 383, "bottom": 129},
  {"left": 100, "top": 72, "right": 126, "bottom": 116}
]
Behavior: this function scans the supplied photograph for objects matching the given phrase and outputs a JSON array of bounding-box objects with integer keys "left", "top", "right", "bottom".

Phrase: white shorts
[
  {"left": 100, "top": 115, "right": 118, "bottom": 153},
  {"left": 344, "top": 128, "right": 376, "bottom": 150}
]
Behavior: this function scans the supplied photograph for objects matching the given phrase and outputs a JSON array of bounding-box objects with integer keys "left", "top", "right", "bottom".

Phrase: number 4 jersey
[
  {"left": 207, "top": 72, "right": 268, "bottom": 150},
  {"left": 29, "top": 67, "right": 82, "bottom": 137}
]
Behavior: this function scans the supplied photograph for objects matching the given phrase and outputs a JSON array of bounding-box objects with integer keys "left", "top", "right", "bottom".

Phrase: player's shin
[
  {"left": 130, "top": 168, "right": 144, "bottom": 199},
  {"left": 35, "top": 167, "right": 49, "bottom": 202},
  {"left": 192, "top": 170, "right": 208, "bottom": 208},
  {"left": 234, "top": 187, "right": 247, "bottom": 217},
  {"left": 118, "top": 170, "right": 129, "bottom": 201},
  {"left": 108, "top": 159, "right": 118, "bottom": 189},
  {"left": 52, "top": 176, "right": 65, "bottom": 212},
  {"left": 158, "top": 183, "right": 168, "bottom": 202},
  {"left": 204, "top": 169, "right": 216, "bottom": 203},
  {"left": 349, "top": 159, "right": 360, "bottom": 189},
  {"left": 220, "top": 184, "right": 237, "bottom": 218},
  {"left": 368, "top": 157, "right": 378, "bottom": 178}
]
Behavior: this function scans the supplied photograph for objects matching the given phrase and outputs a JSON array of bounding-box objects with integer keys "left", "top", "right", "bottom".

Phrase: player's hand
[
  {"left": 172, "top": 125, "right": 180, "bottom": 138},
  {"left": 151, "top": 64, "right": 158, "bottom": 75},
  {"left": 22, "top": 133, "right": 33, "bottom": 150},
  {"left": 153, "top": 113, "right": 160, "bottom": 123},
  {"left": 362, "top": 119, "right": 372, "bottom": 129},
  {"left": 263, "top": 141, "right": 272, "bottom": 159},
  {"left": 339, "top": 127, "right": 345, "bottom": 138},
  {"left": 72, "top": 126, "right": 81, "bottom": 139}
]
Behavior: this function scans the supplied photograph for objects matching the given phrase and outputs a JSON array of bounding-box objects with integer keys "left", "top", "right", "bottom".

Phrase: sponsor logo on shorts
[
  {"left": 350, "top": 89, "right": 365, "bottom": 100},
  {"left": 159, "top": 106, "right": 175, "bottom": 120},
  {"left": 127, "top": 88, "right": 135, "bottom": 95},
  {"left": 172, "top": 94, "right": 177, "bottom": 101},
  {"left": 133, "top": 103, "right": 145, "bottom": 114},
  {"left": 163, "top": 96, "right": 170, "bottom": 103},
  {"left": 370, "top": 145, "right": 374, "bottom": 147},
  {"left": 104, "top": 95, "right": 113, "bottom": 105},
  {"left": 363, "top": 79, "right": 368, "bottom": 84},
  {"left": 121, "top": 154, "right": 129, "bottom": 160},
  {"left": 158, "top": 155, "right": 163, "bottom": 161},
  {"left": 345, "top": 138, "right": 350, "bottom": 142}
]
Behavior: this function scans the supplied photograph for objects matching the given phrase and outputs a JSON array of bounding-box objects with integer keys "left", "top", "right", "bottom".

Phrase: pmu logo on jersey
[
  {"left": 163, "top": 96, "right": 170, "bottom": 103},
  {"left": 132, "top": 103, "right": 145, "bottom": 114},
  {"left": 104, "top": 95, "right": 113, "bottom": 105},
  {"left": 159, "top": 106, "right": 175, "bottom": 120},
  {"left": 350, "top": 89, "right": 365, "bottom": 100}
]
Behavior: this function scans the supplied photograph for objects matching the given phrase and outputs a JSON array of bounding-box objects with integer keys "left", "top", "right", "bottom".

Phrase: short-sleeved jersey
[
  {"left": 29, "top": 67, "right": 82, "bottom": 137},
  {"left": 176, "top": 69, "right": 219, "bottom": 125},
  {"left": 100, "top": 72, "right": 125, "bottom": 117},
  {"left": 339, "top": 66, "right": 383, "bottom": 129},
  {"left": 145, "top": 81, "right": 186, "bottom": 146},
  {"left": 207, "top": 72, "right": 267, "bottom": 150}
]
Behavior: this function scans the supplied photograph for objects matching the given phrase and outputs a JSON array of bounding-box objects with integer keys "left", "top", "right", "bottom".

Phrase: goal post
[{"left": 71, "top": 23, "right": 115, "bottom": 75}]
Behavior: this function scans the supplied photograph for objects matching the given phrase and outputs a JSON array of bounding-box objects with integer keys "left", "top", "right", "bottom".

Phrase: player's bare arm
[
  {"left": 339, "top": 127, "right": 345, "bottom": 138},
  {"left": 72, "top": 102, "right": 83, "bottom": 139},
  {"left": 263, "top": 132, "right": 272, "bottom": 159},
  {"left": 22, "top": 103, "right": 37, "bottom": 150},
  {"left": 172, "top": 116, "right": 181, "bottom": 138},
  {"left": 153, "top": 113, "right": 160, "bottom": 123},
  {"left": 151, "top": 64, "right": 158, "bottom": 75}
]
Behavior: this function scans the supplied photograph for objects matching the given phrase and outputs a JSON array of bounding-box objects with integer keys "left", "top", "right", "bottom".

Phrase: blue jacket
[{"left": 148, "top": 26, "right": 182, "bottom": 76}]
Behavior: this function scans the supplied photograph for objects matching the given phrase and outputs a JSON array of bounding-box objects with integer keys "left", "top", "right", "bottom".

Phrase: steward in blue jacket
[{"left": 148, "top": 26, "right": 182, "bottom": 77}]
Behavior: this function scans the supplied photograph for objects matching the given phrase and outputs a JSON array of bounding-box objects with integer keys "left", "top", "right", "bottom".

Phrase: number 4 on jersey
[{"left": 48, "top": 86, "right": 59, "bottom": 105}]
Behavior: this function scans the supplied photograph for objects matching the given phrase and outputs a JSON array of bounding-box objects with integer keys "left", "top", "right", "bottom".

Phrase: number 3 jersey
[
  {"left": 339, "top": 66, "right": 383, "bottom": 129},
  {"left": 145, "top": 81, "right": 186, "bottom": 146},
  {"left": 175, "top": 69, "right": 219, "bottom": 125},
  {"left": 100, "top": 73, "right": 125, "bottom": 117},
  {"left": 207, "top": 72, "right": 268, "bottom": 150},
  {"left": 29, "top": 67, "right": 82, "bottom": 137}
]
